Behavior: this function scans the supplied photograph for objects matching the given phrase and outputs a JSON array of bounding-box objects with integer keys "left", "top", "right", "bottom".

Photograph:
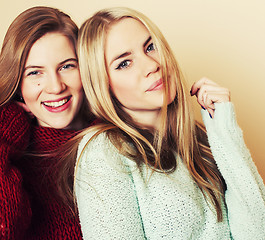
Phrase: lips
[
  {"left": 146, "top": 79, "right": 163, "bottom": 92},
  {"left": 42, "top": 96, "right": 72, "bottom": 113}
]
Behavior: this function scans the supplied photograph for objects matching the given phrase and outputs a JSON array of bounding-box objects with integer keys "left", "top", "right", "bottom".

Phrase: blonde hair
[
  {"left": 0, "top": 6, "right": 78, "bottom": 106},
  {"left": 60, "top": 7, "right": 225, "bottom": 221}
]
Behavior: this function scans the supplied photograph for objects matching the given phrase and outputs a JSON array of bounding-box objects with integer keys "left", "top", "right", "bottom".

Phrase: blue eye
[
  {"left": 61, "top": 63, "right": 76, "bottom": 70},
  {"left": 116, "top": 60, "right": 131, "bottom": 70},
  {"left": 146, "top": 43, "right": 155, "bottom": 53},
  {"left": 27, "top": 70, "right": 40, "bottom": 76}
]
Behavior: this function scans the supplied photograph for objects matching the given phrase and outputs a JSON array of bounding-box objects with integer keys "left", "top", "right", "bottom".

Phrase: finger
[
  {"left": 201, "top": 93, "right": 215, "bottom": 118},
  {"left": 203, "top": 92, "right": 231, "bottom": 118},
  {"left": 202, "top": 92, "right": 215, "bottom": 110},
  {"left": 190, "top": 77, "right": 219, "bottom": 96},
  {"left": 195, "top": 86, "right": 226, "bottom": 110},
  {"left": 204, "top": 91, "right": 230, "bottom": 105},
  {"left": 208, "top": 108, "right": 215, "bottom": 119},
  {"left": 198, "top": 85, "right": 230, "bottom": 103},
  {"left": 196, "top": 85, "right": 228, "bottom": 108}
]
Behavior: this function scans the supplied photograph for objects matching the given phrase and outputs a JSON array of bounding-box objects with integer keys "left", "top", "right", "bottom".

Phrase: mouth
[
  {"left": 42, "top": 96, "right": 72, "bottom": 113},
  {"left": 146, "top": 79, "right": 163, "bottom": 92}
]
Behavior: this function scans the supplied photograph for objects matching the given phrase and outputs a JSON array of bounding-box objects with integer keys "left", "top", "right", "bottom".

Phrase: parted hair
[{"left": 59, "top": 7, "right": 226, "bottom": 221}]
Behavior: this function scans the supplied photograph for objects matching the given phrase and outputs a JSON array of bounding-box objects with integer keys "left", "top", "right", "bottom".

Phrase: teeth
[{"left": 43, "top": 98, "right": 68, "bottom": 108}]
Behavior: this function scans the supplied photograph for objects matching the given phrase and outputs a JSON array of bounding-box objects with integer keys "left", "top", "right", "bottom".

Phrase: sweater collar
[{"left": 29, "top": 125, "right": 78, "bottom": 152}]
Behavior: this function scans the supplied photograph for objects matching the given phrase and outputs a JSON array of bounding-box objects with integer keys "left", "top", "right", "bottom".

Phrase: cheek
[
  {"left": 70, "top": 75, "right": 84, "bottom": 106},
  {"left": 109, "top": 73, "right": 136, "bottom": 97},
  {"left": 70, "top": 72, "right": 83, "bottom": 92},
  {"left": 109, "top": 80, "right": 133, "bottom": 104},
  {"left": 21, "top": 80, "right": 39, "bottom": 103}
]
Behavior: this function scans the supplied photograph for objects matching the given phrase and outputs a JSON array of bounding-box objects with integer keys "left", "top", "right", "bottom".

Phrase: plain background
[{"left": 1, "top": 0, "right": 264, "bottom": 181}]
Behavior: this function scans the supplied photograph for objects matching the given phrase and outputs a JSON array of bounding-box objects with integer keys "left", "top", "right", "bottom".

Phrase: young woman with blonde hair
[
  {"left": 61, "top": 7, "right": 264, "bottom": 239},
  {"left": 0, "top": 6, "right": 95, "bottom": 239}
]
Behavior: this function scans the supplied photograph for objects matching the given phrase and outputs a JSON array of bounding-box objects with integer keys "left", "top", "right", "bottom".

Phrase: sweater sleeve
[
  {"left": 201, "top": 102, "right": 265, "bottom": 240},
  {"left": 75, "top": 132, "right": 146, "bottom": 240},
  {"left": 0, "top": 102, "right": 32, "bottom": 240}
]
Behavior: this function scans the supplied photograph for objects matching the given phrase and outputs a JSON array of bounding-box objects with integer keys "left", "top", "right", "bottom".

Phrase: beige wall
[{"left": 1, "top": 0, "right": 264, "bottom": 181}]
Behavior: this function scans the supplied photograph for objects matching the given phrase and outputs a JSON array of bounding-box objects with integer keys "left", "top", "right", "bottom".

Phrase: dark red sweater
[
  {"left": 0, "top": 102, "right": 84, "bottom": 239},
  {"left": 20, "top": 126, "right": 83, "bottom": 240},
  {"left": 0, "top": 103, "right": 32, "bottom": 239}
]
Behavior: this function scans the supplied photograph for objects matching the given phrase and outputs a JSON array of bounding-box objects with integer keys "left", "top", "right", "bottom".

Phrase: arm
[
  {"left": 202, "top": 102, "right": 265, "bottom": 240},
  {"left": 0, "top": 102, "right": 32, "bottom": 240},
  {"left": 74, "top": 132, "right": 146, "bottom": 240}
]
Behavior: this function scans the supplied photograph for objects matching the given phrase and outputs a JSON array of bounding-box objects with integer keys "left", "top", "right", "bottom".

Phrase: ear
[
  {"left": 16, "top": 102, "right": 34, "bottom": 118},
  {"left": 20, "top": 102, "right": 31, "bottom": 113}
]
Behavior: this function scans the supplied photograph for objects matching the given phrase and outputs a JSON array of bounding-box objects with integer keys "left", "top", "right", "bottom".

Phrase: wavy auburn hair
[{"left": 60, "top": 7, "right": 226, "bottom": 221}]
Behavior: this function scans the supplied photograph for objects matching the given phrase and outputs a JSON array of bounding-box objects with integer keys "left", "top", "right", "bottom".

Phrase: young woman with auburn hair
[
  {"left": 60, "top": 7, "right": 265, "bottom": 240},
  {"left": 0, "top": 6, "right": 95, "bottom": 239}
]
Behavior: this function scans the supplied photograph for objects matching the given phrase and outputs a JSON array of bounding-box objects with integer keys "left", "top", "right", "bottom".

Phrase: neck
[{"left": 124, "top": 108, "right": 161, "bottom": 130}]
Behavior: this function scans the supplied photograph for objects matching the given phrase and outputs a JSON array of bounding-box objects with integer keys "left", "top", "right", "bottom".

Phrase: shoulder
[
  {"left": 76, "top": 130, "right": 129, "bottom": 174},
  {"left": 0, "top": 101, "right": 28, "bottom": 121},
  {"left": 78, "top": 131, "right": 111, "bottom": 157},
  {"left": 0, "top": 101, "right": 31, "bottom": 148}
]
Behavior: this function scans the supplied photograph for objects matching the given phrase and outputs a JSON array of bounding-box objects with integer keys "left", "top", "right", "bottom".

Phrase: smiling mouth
[{"left": 42, "top": 96, "right": 71, "bottom": 108}]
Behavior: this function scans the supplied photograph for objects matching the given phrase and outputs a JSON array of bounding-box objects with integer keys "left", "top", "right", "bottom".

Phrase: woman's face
[
  {"left": 21, "top": 32, "right": 83, "bottom": 129},
  {"left": 105, "top": 18, "right": 176, "bottom": 127}
]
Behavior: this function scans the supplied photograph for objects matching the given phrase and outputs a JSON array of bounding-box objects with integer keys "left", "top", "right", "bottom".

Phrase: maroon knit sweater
[
  {"left": 0, "top": 102, "right": 32, "bottom": 239},
  {"left": 0, "top": 102, "right": 84, "bottom": 239},
  {"left": 20, "top": 126, "right": 83, "bottom": 240}
]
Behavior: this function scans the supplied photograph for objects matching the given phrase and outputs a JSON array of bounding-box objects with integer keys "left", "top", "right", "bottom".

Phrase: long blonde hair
[{"left": 60, "top": 7, "right": 225, "bottom": 221}]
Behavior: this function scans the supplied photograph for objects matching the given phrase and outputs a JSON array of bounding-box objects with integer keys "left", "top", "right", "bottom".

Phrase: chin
[{"left": 46, "top": 120, "right": 72, "bottom": 130}]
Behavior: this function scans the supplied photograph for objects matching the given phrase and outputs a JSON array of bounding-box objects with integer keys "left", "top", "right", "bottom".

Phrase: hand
[{"left": 190, "top": 77, "right": 230, "bottom": 118}]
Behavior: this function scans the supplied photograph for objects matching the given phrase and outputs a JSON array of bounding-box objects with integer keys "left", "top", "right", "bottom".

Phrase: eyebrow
[
  {"left": 110, "top": 36, "right": 152, "bottom": 66},
  {"left": 24, "top": 58, "right": 78, "bottom": 71},
  {"left": 143, "top": 36, "right": 152, "bottom": 47}
]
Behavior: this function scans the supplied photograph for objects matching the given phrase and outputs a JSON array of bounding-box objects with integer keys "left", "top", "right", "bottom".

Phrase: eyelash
[
  {"left": 116, "top": 60, "right": 131, "bottom": 70},
  {"left": 115, "top": 42, "right": 155, "bottom": 70},
  {"left": 146, "top": 43, "right": 155, "bottom": 53},
  {"left": 27, "top": 71, "right": 40, "bottom": 76},
  {"left": 60, "top": 63, "right": 76, "bottom": 71},
  {"left": 26, "top": 63, "right": 77, "bottom": 76}
]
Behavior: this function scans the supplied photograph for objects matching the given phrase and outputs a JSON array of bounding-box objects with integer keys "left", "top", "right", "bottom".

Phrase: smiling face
[
  {"left": 105, "top": 18, "right": 176, "bottom": 128},
  {"left": 21, "top": 32, "right": 83, "bottom": 129}
]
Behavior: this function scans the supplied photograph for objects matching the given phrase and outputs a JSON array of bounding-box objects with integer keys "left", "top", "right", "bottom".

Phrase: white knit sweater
[{"left": 75, "top": 103, "right": 265, "bottom": 240}]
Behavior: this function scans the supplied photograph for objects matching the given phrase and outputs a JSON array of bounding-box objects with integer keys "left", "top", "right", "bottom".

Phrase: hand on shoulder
[{"left": 190, "top": 77, "right": 231, "bottom": 118}]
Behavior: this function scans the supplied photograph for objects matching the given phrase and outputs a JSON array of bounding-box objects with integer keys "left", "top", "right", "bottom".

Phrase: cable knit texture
[
  {"left": 0, "top": 102, "right": 84, "bottom": 239},
  {"left": 75, "top": 102, "right": 265, "bottom": 240}
]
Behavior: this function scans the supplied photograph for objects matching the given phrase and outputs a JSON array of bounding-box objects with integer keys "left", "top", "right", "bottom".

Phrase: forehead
[
  {"left": 26, "top": 32, "right": 75, "bottom": 65},
  {"left": 105, "top": 18, "right": 150, "bottom": 59}
]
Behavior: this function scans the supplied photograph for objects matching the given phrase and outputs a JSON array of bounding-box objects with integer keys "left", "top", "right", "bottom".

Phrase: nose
[
  {"left": 142, "top": 55, "right": 160, "bottom": 77},
  {"left": 44, "top": 72, "right": 66, "bottom": 94}
]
